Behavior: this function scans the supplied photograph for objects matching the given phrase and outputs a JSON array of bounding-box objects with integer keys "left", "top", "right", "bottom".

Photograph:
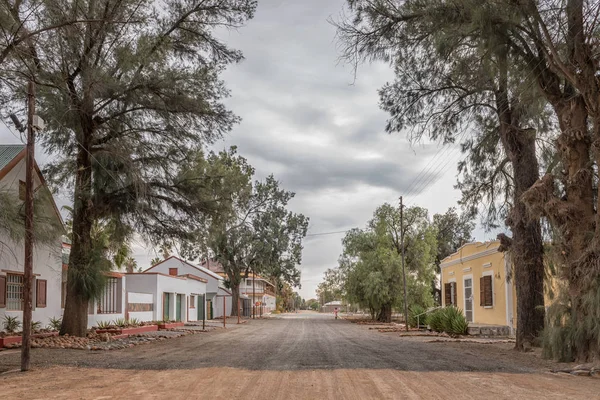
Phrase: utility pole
[
  {"left": 400, "top": 196, "right": 409, "bottom": 332},
  {"left": 22, "top": 79, "right": 36, "bottom": 371}
]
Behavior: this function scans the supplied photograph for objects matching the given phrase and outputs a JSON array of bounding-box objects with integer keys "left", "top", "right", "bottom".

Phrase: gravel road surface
[{"left": 0, "top": 312, "right": 597, "bottom": 399}]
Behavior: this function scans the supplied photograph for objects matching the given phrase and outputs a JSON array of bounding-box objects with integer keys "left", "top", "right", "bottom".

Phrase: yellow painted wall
[{"left": 441, "top": 241, "right": 517, "bottom": 328}]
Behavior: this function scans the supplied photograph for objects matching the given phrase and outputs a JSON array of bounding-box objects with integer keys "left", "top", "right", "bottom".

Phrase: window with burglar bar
[
  {"left": 98, "top": 277, "right": 120, "bottom": 314},
  {"left": 7, "top": 274, "right": 24, "bottom": 311}
]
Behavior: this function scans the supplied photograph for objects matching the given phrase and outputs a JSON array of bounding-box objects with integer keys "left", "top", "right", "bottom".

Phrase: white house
[
  {"left": 240, "top": 273, "right": 276, "bottom": 314},
  {"left": 144, "top": 256, "right": 231, "bottom": 319},
  {"left": 0, "top": 145, "right": 64, "bottom": 328},
  {"left": 125, "top": 272, "right": 207, "bottom": 322}
]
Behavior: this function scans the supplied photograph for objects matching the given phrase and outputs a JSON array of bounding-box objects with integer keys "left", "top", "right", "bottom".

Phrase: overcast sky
[{"left": 0, "top": 0, "right": 502, "bottom": 300}]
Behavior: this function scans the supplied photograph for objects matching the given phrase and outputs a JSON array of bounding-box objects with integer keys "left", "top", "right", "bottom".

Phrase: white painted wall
[
  {"left": 87, "top": 276, "right": 126, "bottom": 328},
  {"left": 146, "top": 257, "right": 222, "bottom": 294},
  {"left": 125, "top": 273, "right": 206, "bottom": 322},
  {"left": 214, "top": 288, "right": 232, "bottom": 318},
  {"left": 127, "top": 292, "right": 154, "bottom": 322},
  {"left": 0, "top": 157, "right": 64, "bottom": 329}
]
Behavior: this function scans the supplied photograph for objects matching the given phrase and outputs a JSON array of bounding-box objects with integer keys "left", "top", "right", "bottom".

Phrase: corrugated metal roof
[{"left": 0, "top": 144, "right": 25, "bottom": 170}]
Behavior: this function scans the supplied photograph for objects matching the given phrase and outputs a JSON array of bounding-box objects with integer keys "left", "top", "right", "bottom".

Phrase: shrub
[
  {"left": 96, "top": 320, "right": 112, "bottom": 330},
  {"left": 113, "top": 318, "right": 128, "bottom": 328},
  {"left": 442, "top": 306, "right": 469, "bottom": 336},
  {"left": 408, "top": 304, "right": 427, "bottom": 328},
  {"left": 128, "top": 318, "right": 140, "bottom": 327},
  {"left": 31, "top": 321, "right": 42, "bottom": 332},
  {"left": 48, "top": 316, "right": 62, "bottom": 331},
  {"left": 428, "top": 309, "right": 444, "bottom": 332},
  {"left": 3, "top": 315, "right": 21, "bottom": 333}
]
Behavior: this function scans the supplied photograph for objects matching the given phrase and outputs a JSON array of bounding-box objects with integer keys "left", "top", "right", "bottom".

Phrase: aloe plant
[
  {"left": 48, "top": 316, "right": 62, "bottom": 331},
  {"left": 3, "top": 315, "right": 21, "bottom": 333}
]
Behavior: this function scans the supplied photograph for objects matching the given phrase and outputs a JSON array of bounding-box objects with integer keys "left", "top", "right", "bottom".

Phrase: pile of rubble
[
  {"left": 4, "top": 327, "right": 210, "bottom": 351},
  {"left": 553, "top": 364, "right": 600, "bottom": 378}
]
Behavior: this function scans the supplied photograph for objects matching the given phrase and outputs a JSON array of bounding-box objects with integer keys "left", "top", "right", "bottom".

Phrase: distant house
[
  {"left": 202, "top": 259, "right": 275, "bottom": 315},
  {"left": 144, "top": 256, "right": 231, "bottom": 320},
  {"left": 0, "top": 145, "right": 64, "bottom": 326},
  {"left": 240, "top": 273, "right": 276, "bottom": 313},
  {"left": 440, "top": 241, "right": 516, "bottom": 334},
  {"left": 322, "top": 301, "right": 343, "bottom": 313},
  {"left": 125, "top": 271, "right": 207, "bottom": 322}
]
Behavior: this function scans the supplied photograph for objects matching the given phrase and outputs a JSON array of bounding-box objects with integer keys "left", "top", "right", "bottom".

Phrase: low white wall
[
  {"left": 128, "top": 311, "right": 153, "bottom": 321},
  {"left": 127, "top": 291, "right": 154, "bottom": 322}
]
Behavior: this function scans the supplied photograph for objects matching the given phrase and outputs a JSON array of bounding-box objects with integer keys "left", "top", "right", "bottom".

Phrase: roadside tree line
[
  {"left": 0, "top": 0, "right": 307, "bottom": 335},
  {"left": 317, "top": 206, "right": 473, "bottom": 322},
  {"left": 335, "top": 0, "right": 600, "bottom": 362}
]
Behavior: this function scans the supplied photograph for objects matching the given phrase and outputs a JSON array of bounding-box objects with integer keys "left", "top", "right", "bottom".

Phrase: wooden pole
[
  {"left": 252, "top": 268, "right": 256, "bottom": 319},
  {"left": 400, "top": 196, "right": 409, "bottom": 332},
  {"left": 21, "top": 79, "right": 35, "bottom": 372}
]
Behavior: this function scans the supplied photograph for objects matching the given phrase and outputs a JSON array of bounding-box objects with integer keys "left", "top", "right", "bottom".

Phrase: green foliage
[
  {"left": 48, "top": 317, "right": 62, "bottom": 331},
  {"left": 3, "top": 315, "right": 21, "bottom": 333},
  {"left": 542, "top": 277, "right": 600, "bottom": 362},
  {"left": 96, "top": 320, "right": 112, "bottom": 330},
  {"left": 441, "top": 307, "right": 469, "bottom": 336},
  {"left": 408, "top": 304, "right": 427, "bottom": 328},
  {"left": 183, "top": 161, "right": 309, "bottom": 316},
  {"left": 0, "top": 188, "right": 64, "bottom": 259},
  {"left": 128, "top": 318, "right": 141, "bottom": 327},
  {"left": 341, "top": 203, "right": 436, "bottom": 321},
  {"left": 113, "top": 318, "right": 128, "bottom": 328},
  {"left": 432, "top": 208, "right": 474, "bottom": 271},
  {"left": 428, "top": 309, "right": 445, "bottom": 333},
  {"left": 428, "top": 307, "right": 468, "bottom": 336},
  {"left": 31, "top": 321, "right": 42, "bottom": 332},
  {"left": 1, "top": 0, "right": 258, "bottom": 336}
]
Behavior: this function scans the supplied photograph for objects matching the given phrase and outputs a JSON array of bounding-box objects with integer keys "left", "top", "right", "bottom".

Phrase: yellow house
[{"left": 440, "top": 241, "right": 517, "bottom": 334}]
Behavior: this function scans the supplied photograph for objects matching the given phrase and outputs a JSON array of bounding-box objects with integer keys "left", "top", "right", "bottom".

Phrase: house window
[
  {"left": 36, "top": 279, "right": 47, "bottom": 308},
  {"left": 169, "top": 268, "right": 178, "bottom": 276},
  {"left": 444, "top": 282, "right": 457, "bottom": 306},
  {"left": 480, "top": 275, "right": 493, "bottom": 307},
  {"left": 7, "top": 273, "right": 24, "bottom": 310},
  {"left": 0, "top": 275, "right": 6, "bottom": 307},
  {"left": 61, "top": 267, "right": 67, "bottom": 308},
  {"left": 190, "top": 295, "right": 195, "bottom": 308},
  {"left": 98, "top": 277, "right": 120, "bottom": 314}
]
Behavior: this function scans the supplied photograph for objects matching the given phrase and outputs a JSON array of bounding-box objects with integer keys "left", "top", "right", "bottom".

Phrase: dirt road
[{"left": 0, "top": 312, "right": 597, "bottom": 399}]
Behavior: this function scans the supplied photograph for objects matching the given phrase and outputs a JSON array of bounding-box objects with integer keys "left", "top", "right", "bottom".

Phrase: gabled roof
[
  {"left": 144, "top": 255, "right": 223, "bottom": 281},
  {"left": 0, "top": 144, "right": 25, "bottom": 172},
  {"left": 0, "top": 144, "right": 64, "bottom": 228}
]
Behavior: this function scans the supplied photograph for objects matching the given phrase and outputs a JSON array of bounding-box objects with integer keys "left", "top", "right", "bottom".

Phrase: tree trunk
[
  {"left": 60, "top": 143, "right": 93, "bottom": 337},
  {"left": 498, "top": 123, "right": 545, "bottom": 349},
  {"left": 494, "top": 51, "right": 545, "bottom": 350},
  {"left": 230, "top": 280, "right": 240, "bottom": 317},
  {"left": 376, "top": 303, "right": 392, "bottom": 323}
]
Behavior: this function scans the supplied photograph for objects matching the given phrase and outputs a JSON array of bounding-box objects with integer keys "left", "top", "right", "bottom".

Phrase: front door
[
  {"left": 198, "top": 295, "right": 205, "bottom": 321},
  {"left": 163, "top": 293, "right": 170, "bottom": 321},
  {"left": 206, "top": 300, "right": 213, "bottom": 319},
  {"left": 464, "top": 278, "right": 473, "bottom": 322},
  {"left": 176, "top": 294, "right": 182, "bottom": 321}
]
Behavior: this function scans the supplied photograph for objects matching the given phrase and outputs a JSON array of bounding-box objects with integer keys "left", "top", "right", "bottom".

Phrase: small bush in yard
[
  {"left": 48, "top": 316, "right": 62, "bottom": 331},
  {"left": 408, "top": 305, "right": 427, "bottom": 328},
  {"left": 113, "top": 318, "right": 128, "bottom": 328},
  {"left": 31, "top": 321, "right": 42, "bottom": 332},
  {"left": 428, "top": 309, "right": 444, "bottom": 332},
  {"left": 3, "top": 315, "right": 21, "bottom": 333},
  {"left": 128, "top": 318, "right": 140, "bottom": 327},
  {"left": 441, "top": 306, "right": 469, "bottom": 336},
  {"left": 96, "top": 320, "right": 112, "bottom": 330}
]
